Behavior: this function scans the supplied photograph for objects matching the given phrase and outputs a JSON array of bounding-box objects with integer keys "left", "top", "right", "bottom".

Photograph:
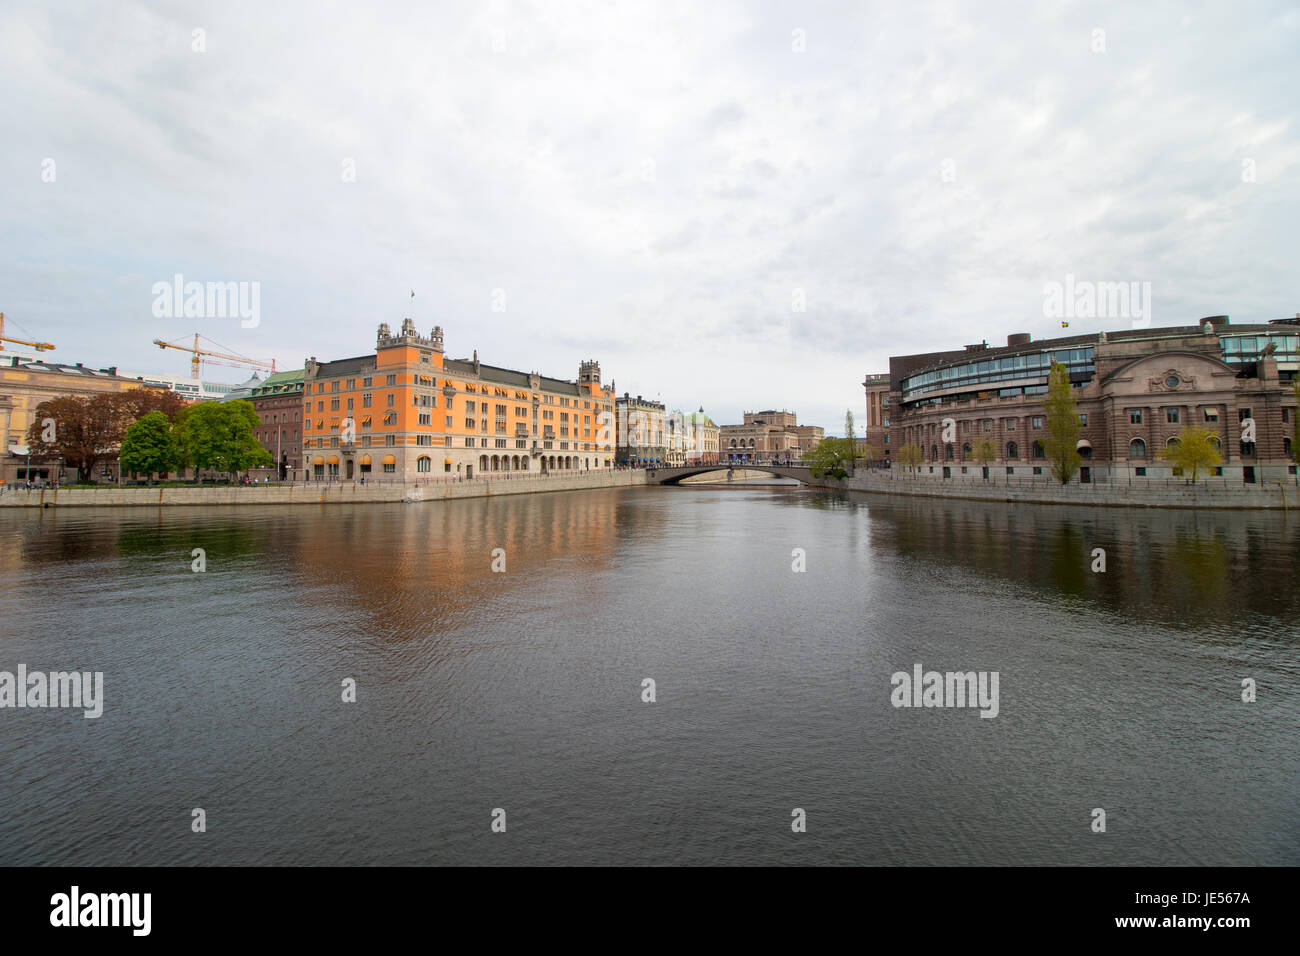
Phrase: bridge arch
[{"left": 647, "top": 464, "right": 815, "bottom": 485}]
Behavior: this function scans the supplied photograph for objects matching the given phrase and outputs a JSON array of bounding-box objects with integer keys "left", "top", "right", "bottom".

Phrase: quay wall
[{"left": 0, "top": 470, "right": 649, "bottom": 508}]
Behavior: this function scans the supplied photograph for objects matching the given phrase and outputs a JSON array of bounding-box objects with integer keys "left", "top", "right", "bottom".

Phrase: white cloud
[{"left": 0, "top": 0, "right": 1296, "bottom": 430}]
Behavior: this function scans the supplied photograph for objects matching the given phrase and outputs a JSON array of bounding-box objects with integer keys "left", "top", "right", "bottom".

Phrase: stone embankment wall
[
  {"left": 0, "top": 470, "right": 648, "bottom": 508},
  {"left": 816, "top": 471, "right": 1294, "bottom": 510}
]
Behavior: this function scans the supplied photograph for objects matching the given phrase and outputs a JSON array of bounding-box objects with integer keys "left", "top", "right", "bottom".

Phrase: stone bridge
[{"left": 645, "top": 463, "right": 816, "bottom": 485}]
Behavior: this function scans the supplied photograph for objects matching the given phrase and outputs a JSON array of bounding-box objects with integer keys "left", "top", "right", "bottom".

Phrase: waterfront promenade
[
  {"left": 0, "top": 469, "right": 649, "bottom": 508},
  {"left": 819, "top": 469, "right": 1295, "bottom": 509}
]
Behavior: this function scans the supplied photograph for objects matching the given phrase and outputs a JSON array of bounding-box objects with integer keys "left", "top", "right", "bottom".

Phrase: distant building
[
  {"left": 114, "top": 370, "right": 240, "bottom": 402},
  {"left": 868, "top": 316, "right": 1298, "bottom": 483},
  {"left": 666, "top": 407, "right": 720, "bottom": 465},
  {"left": 720, "top": 410, "right": 821, "bottom": 461},
  {"left": 616, "top": 394, "right": 666, "bottom": 464}
]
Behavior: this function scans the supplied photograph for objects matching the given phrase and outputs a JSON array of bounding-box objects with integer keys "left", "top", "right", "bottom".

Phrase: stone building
[
  {"left": 665, "top": 407, "right": 720, "bottom": 465},
  {"left": 862, "top": 373, "right": 891, "bottom": 460},
  {"left": 303, "top": 320, "right": 615, "bottom": 481},
  {"left": 868, "top": 316, "right": 1298, "bottom": 483},
  {"left": 615, "top": 394, "right": 666, "bottom": 464},
  {"left": 720, "top": 410, "right": 820, "bottom": 461}
]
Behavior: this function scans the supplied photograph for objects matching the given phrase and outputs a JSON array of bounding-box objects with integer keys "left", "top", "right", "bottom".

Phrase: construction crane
[
  {"left": 153, "top": 333, "right": 277, "bottom": 380},
  {"left": 0, "top": 312, "right": 56, "bottom": 352}
]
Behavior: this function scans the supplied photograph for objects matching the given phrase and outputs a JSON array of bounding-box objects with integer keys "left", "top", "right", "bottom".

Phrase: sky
[{"left": 2, "top": 0, "right": 1297, "bottom": 432}]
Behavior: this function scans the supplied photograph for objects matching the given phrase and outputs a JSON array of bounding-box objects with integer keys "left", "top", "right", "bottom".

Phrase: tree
[
  {"left": 806, "top": 437, "right": 856, "bottom": 479},
  {"left": 1158, "top": 426, "right": 1222, "bottom": 485},
  {"left": 1041, "top": 361, "right": 1082, "bottom": 484},
  {"left": 896, "top": 442, "right": 923, "bottom": 476},
  {"left": 971, "top": 437, "right": 997, "bottom": 476},
  {"left": 845, "top": 409, "right": 856, "bottom": 442},
  {"left": 25, "top": 394, "right": 122, "bottom": 482},
  {"left": 119, "top": 411, "right": 178, "bottom": 484},
  {"left": 174, "top": 400, "right": 272, "bottom": 480},
  {"left": 114, "top": 387, "right": 188, "bottom": 424}
]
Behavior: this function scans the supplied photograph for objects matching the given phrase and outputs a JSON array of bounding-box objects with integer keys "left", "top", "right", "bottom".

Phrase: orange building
[{"left": 302, "top": 320, "right": 616, "bottom": 480}]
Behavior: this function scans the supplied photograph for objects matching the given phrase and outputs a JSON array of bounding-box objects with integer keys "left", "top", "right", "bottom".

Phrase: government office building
[
  {"left": 302, "top": 320, "right": 616, "bottom": 481},
  {"left": 864, "top": 316, "right": 1298, "bottom": 484}
]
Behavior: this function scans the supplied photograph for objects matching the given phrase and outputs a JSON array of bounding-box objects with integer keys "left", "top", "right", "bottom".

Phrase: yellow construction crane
[
  {"left": 153, "top": 333, "right": 277, "bottom": 380},
  {"left": 0, "top": 312, "right": 56, "bottom": 352}
]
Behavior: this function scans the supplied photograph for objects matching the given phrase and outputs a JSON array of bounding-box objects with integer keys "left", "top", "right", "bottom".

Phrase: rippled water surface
[{"left": 0, "top": 486, "right": 1296, "bottom": 865}]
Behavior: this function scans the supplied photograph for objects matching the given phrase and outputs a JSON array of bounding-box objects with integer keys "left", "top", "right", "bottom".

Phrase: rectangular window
[
  {"left": 363, "top": 393, "right": 372, "bottom": 408},
  {"left": 1032, "top": 466, "right": 1042, "bottom": 475},
  {"left": 1031, "top": 417, "right": 1043, "bottom": 429},
  {"left": 1078, "top": 413, "right": 1088, "bottom": 426},
  {"left": 330, "top": 398, "right": 339, "bottom": 411},
  {"left": 346, "top": 398, "right": 353, "bottom": 410},
  {"left": 346, "top": 379, "right": 356, "bottom": 390},
  {"left": 1135, "top": 467, "right": 1146, "bottom": 476},
  {"left": 1129, "top": 410, "right": 1142, "bottom": 424},
  {"left": 445, "top": 416, "right": 453, "bottom": 428},
  {"left": 466, "top": 437, "right": 475, "bottom": 447},
  {"left": 1166, "top": 408, "right": 1180, "bottom": 424},
  {"left": 363, "top": 377, "right": 372, "bottom": 387},
  {"left": 385, "top": 435, "right": 396, "bottom": 446},
  {"left": 1204, "top": 408, "right": 1219, "bottom": 421},
  {"left": 387, "top": 394, "right": 395, "bottom": 407},
  {"left": 386, "top": 374, "right": 396, "bottom": 386},
  {"left": 1005, "top": 467, "right": 1014, "bottom": 475}
]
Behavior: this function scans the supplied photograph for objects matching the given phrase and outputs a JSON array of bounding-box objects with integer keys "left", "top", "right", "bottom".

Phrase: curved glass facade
[
  {"left": 901, "top": 347, "right": 1095, "bottom": 402},
  {"left": 1221, "top": 332, "right": 1299, "bottom": 366}
]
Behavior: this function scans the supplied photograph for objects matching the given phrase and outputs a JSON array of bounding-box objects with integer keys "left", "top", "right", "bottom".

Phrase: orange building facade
[{"left": 302, "top": 320, "right": 616, "bottom": 480}]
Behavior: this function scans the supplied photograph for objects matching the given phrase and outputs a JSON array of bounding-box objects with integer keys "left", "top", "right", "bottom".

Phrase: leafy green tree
[
  {"left": 806, "top": 437, "right": 856, "bottom": 479},
  {"left": 1041, "top": 361, "right": 1082, "bottom": 484},
  {"left": 845, "top": 409, "right": 855, "bottom": 442},
  {"left": 1158, "top": 426, "right": 1222, "bottom": 484},
  {"left": 120, "top": 411, "right": 179, "bottom": 484},
  {"left": 971, "top": 437, "right": 997, "bottom": 476},
  {"left": 896, "top": 442, "right": 923, "bottom": 476},
  {"left": 175, "top": 400, "right": 272, "bottom": 480}
]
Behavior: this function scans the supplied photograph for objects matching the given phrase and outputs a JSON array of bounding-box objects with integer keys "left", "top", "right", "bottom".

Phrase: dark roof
[
  {"left": 443, "top": 359, "right": 583, "bottom": 396},
  {"left": 315, "top": 355, "right": 374, "bottom": 378}
]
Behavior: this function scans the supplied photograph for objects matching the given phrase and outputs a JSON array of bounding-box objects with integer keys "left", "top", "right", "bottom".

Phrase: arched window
[
  {"left": 479, "top": 455, "right": 488, "bottom": 471},
  {"left": 945, "top": 444, "right": 954, "bottom": 460},
  {"left": 1032, "top": 440, "right": 1045, "bottom": 460},
  {"left": 962, "top": 443, "right": 971, "bottom": 460},
  {"left": 383, "top": 411, "right": 396, "bottom": 425},
  {"left": 1129, "top": 438, "right": 1146, "bottom": 459},
  {"left": 1166, "top": 437, "right": 1180, "bottom": 447},
  {"left": 1006, "top": 441, "right": 1018, "bottom": 459},
  {"left": 931, "top": 444, "right": 938, "bottom": 460},
  {"left": 1208, "top": 435, "right": 1222, "bottom": 449},
  {"left": 416, "top": 456, "right": 431, "bottom": 472}
]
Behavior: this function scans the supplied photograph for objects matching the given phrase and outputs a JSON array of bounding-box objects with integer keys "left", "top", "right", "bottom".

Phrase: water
[{"left": 0, "top": 486, "right": 1296, "bottom": 865}]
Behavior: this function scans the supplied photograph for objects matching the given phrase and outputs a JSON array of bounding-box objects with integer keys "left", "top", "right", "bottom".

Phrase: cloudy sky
[{"left": 2, "top": 0, "right": 1297, "bottom": 431}]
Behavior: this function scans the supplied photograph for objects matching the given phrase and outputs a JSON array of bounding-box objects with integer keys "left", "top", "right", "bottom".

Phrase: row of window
[{"left": 901, "top": 348, "right": 1096, "bottom": 400}]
